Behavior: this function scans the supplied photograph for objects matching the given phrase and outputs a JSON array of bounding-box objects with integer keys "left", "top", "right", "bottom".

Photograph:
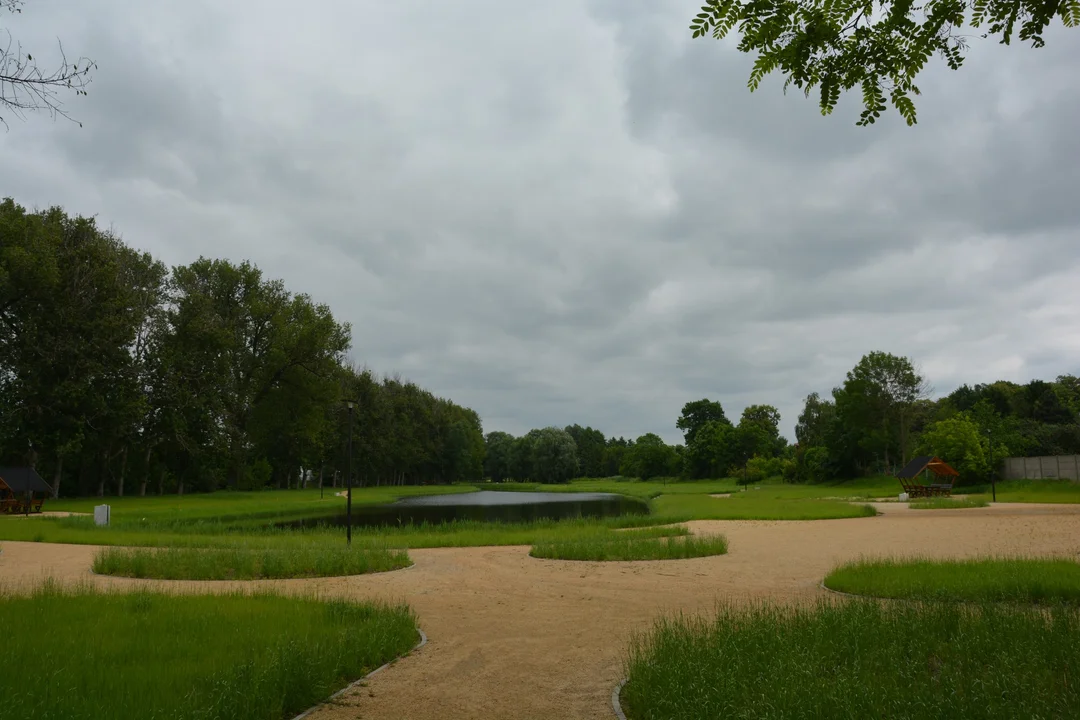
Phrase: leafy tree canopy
[{"left": 677, "top": 398, "right": 731, "bottom": 445}]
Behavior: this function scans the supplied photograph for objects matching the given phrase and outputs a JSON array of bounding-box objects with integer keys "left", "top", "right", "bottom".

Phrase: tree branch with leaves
[{"left": 690, "top": 0, "right": 1080, "bottom": 125}]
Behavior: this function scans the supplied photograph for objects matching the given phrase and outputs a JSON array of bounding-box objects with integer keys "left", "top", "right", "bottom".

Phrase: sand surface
[{"left": 3, "top": 502, "right": 1080, "bottom": 719}]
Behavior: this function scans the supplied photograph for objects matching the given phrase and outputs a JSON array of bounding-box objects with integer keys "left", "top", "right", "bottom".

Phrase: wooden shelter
[
  {"left": 0, "top": 467, "right": 53, "bottom": 514},
  {"left": 895, "top": 456, "right": 960, "bottom": 498}
]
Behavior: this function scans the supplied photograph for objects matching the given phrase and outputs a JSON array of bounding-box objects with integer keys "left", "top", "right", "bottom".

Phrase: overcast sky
[{"left": 3, "top": 1, "right": 1079, "bottom": 443}]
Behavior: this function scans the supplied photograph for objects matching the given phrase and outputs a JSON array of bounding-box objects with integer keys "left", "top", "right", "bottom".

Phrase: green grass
[
  {"left": 909, "top": 497, "right": 990, "bottom": 509},
  {"left": 0, "top": 480, "right": 883, "bottom": 552},
  {"left": 621, "top": 600, "right": 1080, "bottom": 720},
  {"left": 824, "top": 556, "right": 1080, "bottom": 604},
  {"left": 0, "top": 582, "right": 419, "bottom": 720},
  {"left": 530, "top": 531, "right": 727, "bottom": 561},
  {"left": 971, "top": 477, "right": 1080, "bottom": 504},
  {"left": 93, "top": 543, "right": 411, "bottom": 580},
  {"left": 653, "top": 494, "right": 878, "bottom": 520},
  {"left": 48, "top": 485, "right": 476, "bottom": 524}
]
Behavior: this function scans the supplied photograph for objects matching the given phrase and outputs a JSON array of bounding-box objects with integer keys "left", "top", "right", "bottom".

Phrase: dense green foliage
[
  {"left": 622, "top": 600, "right": 1080, "bottom": 719},
  {"left": 682, "top": 403, "right": 787, "bottom": 481},
  {"left": 0, "top": 199, "right": 485, "bottom": 495},
  {"left": 690, "top": 0, "right": 1080, "bottom": 126},
  {"left": 93, "top": 544, "right": 411, "bottom": 580},
  {"left": 825, "top": 557, "right": 1080, "bottom": 604},
  {"left": 795, "top": 351, "right": 1080, "bottom": 482},
  {"left": 530, "top": 531, "right": 727, "bottom": 561},
  {"left": 0, "top": 583, "right": 418, "bottom": 720}
]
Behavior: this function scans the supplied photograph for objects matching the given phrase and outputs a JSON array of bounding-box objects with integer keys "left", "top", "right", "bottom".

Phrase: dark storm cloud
[{"left": 2, "top": 0, "right": 1078, "bottom": 444}]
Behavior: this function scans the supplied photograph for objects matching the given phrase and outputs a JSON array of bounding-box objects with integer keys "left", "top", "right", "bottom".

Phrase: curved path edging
[
  {"left": 289, "top": 627, "right": 428, "bottom": 720},
  {"left": 612, "top": 678, "right": 628, "bottom": 720},
  {"left": 819, "top": 581, "right": 870, "bottom": 600}
]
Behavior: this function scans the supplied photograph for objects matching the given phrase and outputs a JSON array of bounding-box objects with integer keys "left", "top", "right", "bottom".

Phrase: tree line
[
  {"left": 4, "top": 198, "right": 1077, "bottom": 494},
  {"left": 794, "top": 352, "right": 1080, "bottom": 484},
  {"left": 487, "top": 351, "right": 1080, "bottom": 486},
  {"left": 0, "top": 199, "right": 484, "bottom": 496}
]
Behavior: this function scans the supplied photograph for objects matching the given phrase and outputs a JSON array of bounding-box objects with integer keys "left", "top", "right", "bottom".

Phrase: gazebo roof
[
  {"left": 0, "top": 467, "right": 53, "bottom": 494},
  {"left": 896, "top": 455, "right": 960, "bottom": 480}
]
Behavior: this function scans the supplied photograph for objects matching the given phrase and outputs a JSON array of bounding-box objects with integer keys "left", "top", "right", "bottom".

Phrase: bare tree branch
[{"left": 1, "top": 0, "right": 95, "bottom": 128}]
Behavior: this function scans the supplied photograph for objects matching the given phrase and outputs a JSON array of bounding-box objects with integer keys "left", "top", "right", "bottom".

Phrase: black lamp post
[
  {"left": 988, "top": 427, "right": 996, "bottom": 503},
  {"left": 346, "top": 400, "right": 354, "bottom": 545}
]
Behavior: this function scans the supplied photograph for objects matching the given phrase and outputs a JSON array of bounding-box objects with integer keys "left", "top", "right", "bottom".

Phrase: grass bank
[
  {"left": 823, "top": 556, "right": 1080, "bottom": 604},
  {"left": 0, "top": 582, "right": 418, "bottom": 720},
  {"left": 909, "top": 497, "right": 990, "bottom": 510},
  {"left": 653, "top": 494, "right": 878, "bottom": 521},
  {"left": 530, "top": 531, "right": 727, "bottom": 561},
  {"left": 971, "top": 477, "right": 1080, "bottom": 504},
  {"left": 621, "top": 600, "right": 1080, "bottom": 720},
  {"left": 93, "top": 543, "right": 411, "bottom": 580}
]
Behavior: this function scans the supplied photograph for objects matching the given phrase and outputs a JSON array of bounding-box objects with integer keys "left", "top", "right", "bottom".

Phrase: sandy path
[{"left": 3, "top": 503, "right": 1080, "bottom": 719}]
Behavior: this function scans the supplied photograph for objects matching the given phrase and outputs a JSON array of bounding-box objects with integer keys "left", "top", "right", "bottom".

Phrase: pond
[{"left": 282, "top": 490, "right": 649, "bottom": 528}]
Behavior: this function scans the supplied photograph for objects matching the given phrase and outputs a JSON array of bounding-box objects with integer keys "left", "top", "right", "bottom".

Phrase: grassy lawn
[
  {"left": 0, "top": 480, "right": 885, "bottom": 552},
  {"left": 653, "top": 494, "right": 878, "bottom": 520},
  {"left": 908, "top": 497, "right": 990, "bottom": 510},
  {"left": 969, "top": 478, "right": 1080, "bottom": 504},
  {"left": 0, "top": 583, "right": 418, "bottom": 720},
  {"left": 47, "top": 485, "right": 476, "bottom": 523},
  {"left": 530, "top": 531, "right": 727, "bottom": 561},
  {"left": 93, "top": 543, "right": 411, "bottom": 580},
  {"left": 485, "top": 478, "right": 740, "bottom": 500},
  {"left": 824, "top": 557, "right": 1080, "bottom": 604},
  {"left": 621, "top": 600, "right": 1080, "bottom": 720}
]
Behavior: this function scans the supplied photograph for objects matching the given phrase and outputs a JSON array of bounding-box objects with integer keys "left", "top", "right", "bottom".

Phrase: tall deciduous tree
[
  {"left": 166, "top": 258, "right": 350, "bottom": 488},
  {"left": 564, "top": 424, "right": 607, "bottom": 477},
  {"left": 833, "top": 351, "right": 929, "bottom": 472},
  {"left": 622, "top": 433, "right": 680, "bottom": 481},
  {"left": 676, "top": 399, "right": 730, "bottom": 446},
  {"left": 795, "top": 392, "right": 836, "bottom": 448},
  {"left": 484, "top": 431, "right": 515, "bottom": 482}
]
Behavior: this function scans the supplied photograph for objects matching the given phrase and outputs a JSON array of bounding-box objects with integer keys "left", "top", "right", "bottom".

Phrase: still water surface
[{"left": 284, "top": 490, "right": 649, "bottom": 528}]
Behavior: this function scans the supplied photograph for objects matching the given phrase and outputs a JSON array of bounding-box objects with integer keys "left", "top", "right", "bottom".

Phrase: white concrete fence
[{"left": 1002, "top": 455, "right": 1080, "bottom": 481}]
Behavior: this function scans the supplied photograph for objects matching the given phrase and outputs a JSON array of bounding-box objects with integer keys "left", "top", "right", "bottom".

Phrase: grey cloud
[{"left": 3, "top": 0, "right": 1079, "bottom": 444}]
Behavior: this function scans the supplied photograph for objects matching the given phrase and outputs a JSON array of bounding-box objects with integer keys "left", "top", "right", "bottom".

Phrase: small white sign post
[{"left": 93, "top": 504, "right": 111, "bottom": 527}]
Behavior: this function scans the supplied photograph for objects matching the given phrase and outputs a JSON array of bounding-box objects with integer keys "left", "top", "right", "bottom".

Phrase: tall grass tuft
[
  {"left": 0, "top": 581, "right": 419, "bottom": 720},
  {"left": 93, "top": 543, "right": 411, "bottom": 580},
  {"left": 622, "top": 600, "right": 1080, "bottom": 720},
  {"left": 824, "top": 556, "right": 1080, "bottom": 604},
  {"left": 530, "top": 532, "right": 726, "bottom": 561}
]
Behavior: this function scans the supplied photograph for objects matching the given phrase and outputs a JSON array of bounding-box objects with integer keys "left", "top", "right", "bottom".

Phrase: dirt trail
[{"left": 3, "top": 503, "right": 1080, "bottom": 719}]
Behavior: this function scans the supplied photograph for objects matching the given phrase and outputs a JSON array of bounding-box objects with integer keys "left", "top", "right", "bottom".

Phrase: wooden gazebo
[
  {"left": 0, "top": 467, "right": 53, "bottom": 514},
  {"left": 896, "top": 456, "right": 959, "bottom": 498}
]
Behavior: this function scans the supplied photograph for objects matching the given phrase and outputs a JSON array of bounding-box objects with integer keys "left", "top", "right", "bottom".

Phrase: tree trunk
[
  {"left": 52, "top": 455, "right": 64, "bottom": 500},
  {"left": 177, "top": 476, "right": 185, "bottom": 495},
  {"left": 318, "top": 466, "right": 324, "bottom": 490},
  {"left": 117, "top": 446, "right": 128, "bottom": 497},
  {"left": 140, "top": 447, "right": 152, "bottom": 496},
  {"left": 158, "top": 467, "right": 166, "bottom": 496}
]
